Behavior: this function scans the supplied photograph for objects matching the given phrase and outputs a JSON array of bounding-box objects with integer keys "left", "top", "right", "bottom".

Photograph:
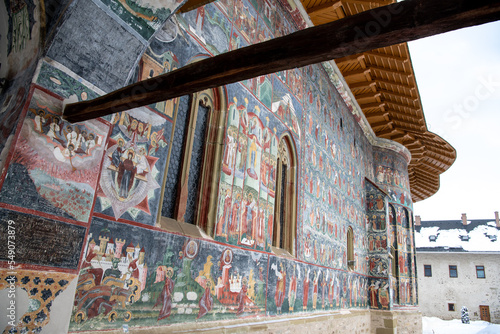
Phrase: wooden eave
[{"left": 301, "top": 0, "right": 457, "bottom": 202}]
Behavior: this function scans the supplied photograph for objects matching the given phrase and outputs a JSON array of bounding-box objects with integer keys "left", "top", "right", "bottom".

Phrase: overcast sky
[{"left": 409, "top": 21, "right": 500, "bottom": 221}]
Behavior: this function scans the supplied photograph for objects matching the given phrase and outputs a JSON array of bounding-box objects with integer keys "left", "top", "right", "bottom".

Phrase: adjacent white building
[{"left": 415, "top": 212, "right": 500, "bottom": 324}]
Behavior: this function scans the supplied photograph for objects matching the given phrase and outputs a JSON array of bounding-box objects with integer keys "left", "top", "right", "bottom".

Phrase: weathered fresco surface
[
  {"left": 0, "top": 86, "right": 109, "bottom": 223},
  {"left": 373, "top": 147, "right": 417, "bottom": 307},
  {"left": 0, "top": 0, "right": 419, "bottom": 333},
  {"left": 69, "top": 217, "right": 269, "bottom": 330},
  {"left": 0, "top": 270, "right": 77, "bottom": 333}
]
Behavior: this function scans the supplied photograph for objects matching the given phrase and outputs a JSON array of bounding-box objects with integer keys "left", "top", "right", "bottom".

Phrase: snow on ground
[{"left": 423, "top": 316, "right": 500, "bottom": 334}]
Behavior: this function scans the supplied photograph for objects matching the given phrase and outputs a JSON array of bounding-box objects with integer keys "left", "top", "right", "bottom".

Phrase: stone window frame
[
  {"left": 159, "top": 87, "right": 228, "bottom": 238},
  {"left": 423, "top": 264, "right": 432, "bottom": 277},
  {"left": 347, "top": 226, "right": 355, "bottom": 270},
  {"left": 476, "top": 265, "right": 486, "bottom": 279},
  {"left": 449, "top": 265, "right": 458, "bottom": 278},
  {"left": 271, "top": 133, "right": 297, "bottom": 256}
]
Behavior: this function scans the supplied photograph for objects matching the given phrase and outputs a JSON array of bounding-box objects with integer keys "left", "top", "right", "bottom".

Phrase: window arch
[
  {"left": 159, "top": 87, "right": 227, "bottom": 235},
  {"left": 272, "top": 133, "right": 297, "bottom": 255},
  {"left": 347, "top": 226, "right": 354, "bottom": 270}
]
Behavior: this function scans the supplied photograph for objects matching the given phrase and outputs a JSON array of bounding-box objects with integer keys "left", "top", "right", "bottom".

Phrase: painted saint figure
[
  {"left": 154, "top": 267, "right": 175, "bottom": 321},
  {"left": 274, "top": 263, "right": 286, "bottom": 314},
  {"left": 112, "top": 139, "right": 125, "bottom": 168},
  {"left": 117, "top": 150, "right": 137, "bottom": 199},
  {"left": 288, "top": 265, "right": 297, "bottom": 311},
  {"left": 197, "top": 281, "right": 213, "bottom": 319}
]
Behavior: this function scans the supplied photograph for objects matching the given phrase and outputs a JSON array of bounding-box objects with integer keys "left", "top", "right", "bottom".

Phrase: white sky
[{"left": 409, "top": 21, "right": 500, "bottom": 221}]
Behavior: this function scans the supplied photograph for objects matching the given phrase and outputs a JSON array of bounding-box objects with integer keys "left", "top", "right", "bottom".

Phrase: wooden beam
[
  {"left": 359, "top": 101, "right": 386, "bottom": 109},
  {"left": 368, "top": 65, "right": 412, "bottom": 77},
  {"left": 178, "top": 0, "right": 217, "bottom": 13},
  {"left": 354, "top": 91, "right": 381, "bottom": 100},
  {"left": 307, "top": 1, "right": 343, "bottom": 16},
  {"left": 335, "top": 54, "right": 366, "bottom": 65},
  {"left": 348, "top": 81, "right": 377, "bottom": 90},
  {"left": 364, "top": 111, "right": 389, "bottom": 119},
  {"left": 385, "top": 100, "right": 419, "bottom": 110},
  {"left": 372, "top": 77, "right": 414, "bottom": 90},
  {"left": 64, "top": 0, "right": 500, "bottom": 122},
  {"left": 370, "top": 120, "right": 393, "bottom": 128},
  {"left": 379, "top": 88, "right": 417, "bottom": 101},
  {"left": 365, "top": 51, "right": 409, "bottom": 63},
  {"left": 342, "top": 68, "right": 371, "bottom": 80}
]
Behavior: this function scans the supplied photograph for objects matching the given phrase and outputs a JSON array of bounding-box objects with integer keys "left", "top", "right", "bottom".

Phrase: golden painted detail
[{"left": 0, "top": 269, "right": 76, "bottom": 333}]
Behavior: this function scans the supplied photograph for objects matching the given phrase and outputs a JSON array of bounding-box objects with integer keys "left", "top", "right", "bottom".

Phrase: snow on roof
[{"left": 416, "top": 220, "right": 500, "bottom": 252}]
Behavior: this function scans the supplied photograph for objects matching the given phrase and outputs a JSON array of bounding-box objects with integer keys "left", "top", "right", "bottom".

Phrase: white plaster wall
[{"left": 417, "top": 252, "right": 500, "bottom": 323}]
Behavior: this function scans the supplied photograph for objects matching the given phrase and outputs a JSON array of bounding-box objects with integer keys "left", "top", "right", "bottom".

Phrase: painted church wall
[
  {"left": 365, "top": 180, "right": 390, "bottom": 310},
  {"left": 0, "top": 0, "right": 420, "bottom": 332},
  {"left": 373, "top": 146, "right": 417, "bottom": 307}
]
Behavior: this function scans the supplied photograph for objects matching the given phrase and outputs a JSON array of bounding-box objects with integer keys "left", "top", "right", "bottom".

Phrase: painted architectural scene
[{"left": 69, "top": 217, "right": 268, "bottom": 331}]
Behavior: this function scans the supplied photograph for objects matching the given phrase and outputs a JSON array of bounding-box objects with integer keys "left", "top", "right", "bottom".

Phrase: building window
[
  {"left": 448, "top": 303, "right": 455, "bottom": 311},
  {"left": 347, "top": 226, "right": 354, "bottom": 270},
  {"left": 476, "top": 265, "right": 486, "bottom": 278},
  {"left": 272, "top": 134, "right": 297, "bottom": 255},
  {"left": 160, "top": 88, "right": 226, "bottom": 235},
  {"left": 424, "top": 265, "right": 432, "bottom": 277},
  {"left": 449, "top": 265, "right": 458, "bottom": 278}
]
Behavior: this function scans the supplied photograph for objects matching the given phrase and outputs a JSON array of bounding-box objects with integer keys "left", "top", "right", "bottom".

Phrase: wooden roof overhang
[{"left": 301, "top": 0, "right": 456, "bottom": 201}]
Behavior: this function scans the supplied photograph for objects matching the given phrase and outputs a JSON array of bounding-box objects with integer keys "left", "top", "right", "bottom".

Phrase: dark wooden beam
[
  {"left": 63, "top": 0, "right": 500, "bottom": 122},
  {"left": 178, "top": 0, "right": 217, "bottom": 13}
]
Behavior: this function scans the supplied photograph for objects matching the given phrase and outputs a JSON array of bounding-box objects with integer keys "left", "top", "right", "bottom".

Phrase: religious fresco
[
  {"left": 272, "top": 76, "right": 302, "bottom": 138},
  {"left": 0, "top": 86, "right": 109, "bottom": 222},
  {"left": 215, "top": 84, "right": 281, "bottom": 251},
  {"left": 94, "top": 108, "right": 170, "bottom": 225},
  {"left": 267, "top": 256, "right": 369, "bottom": 316},
  {"left": 365, "top": 181, "right": 390, "bottom": 281},
  {"left": 234, "top": 0, "right": 258, "bottom": 44},
  {"left": 242, "top": 74, "right": 273, "bottom": 110},
  {"left": 177, "top": 2, "right": 232, "bottom": 56},
  {"left": 0, "top": 209, "right": 86, "bottom": 269},
  {"left": 372, "top": 147, "right": 416, "bottom": 307},
  {"left": 0, "top": 0, "right": 40, "bottom": 81},
  {"left": 35, "top": 61, "right": 103, "bottom": 102},
  {"left": 0, "top": 269, "right": 77, "bottom": 333},
  {"left": 0, "top": 85, "right": 29, "bottom": 173},
  {"left": 0, "top": 0, "right": 425, "bottom": 332},
  {"left": 373, "top": 147, "right": 412, "bottom": 207},
  {"left": 368, "top": 277, "right": 390, "bottom": 310},
  {"left": 68, "top": 217, "right": 268, "bottom": 331},
  {"left": 298, "top": 61, "right": 371, "bottom": 271},
  {"left": 91, "top": 0, "right": 184, "bottom": 41}
]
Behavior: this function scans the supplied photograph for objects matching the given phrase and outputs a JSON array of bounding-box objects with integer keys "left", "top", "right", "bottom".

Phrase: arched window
[
  {"left": 347, "top": 226, "right": 354, "bottom": 270},
  {"left": 272, "top": 134, "right": 297, "bottom": 255},
  {"left": 389, "top": 204, "right": 398, "bottom": 277},
  {"left": 160, "top": 88, "right": 227, "bottom": 235}
]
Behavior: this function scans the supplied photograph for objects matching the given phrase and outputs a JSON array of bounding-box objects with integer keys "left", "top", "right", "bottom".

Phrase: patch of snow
[
  {"left": 423, "top": 316, "right": 500, "bottom": 334},
  {"left": 416, "top": 223, "right": 500, "bottom": 252}
]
